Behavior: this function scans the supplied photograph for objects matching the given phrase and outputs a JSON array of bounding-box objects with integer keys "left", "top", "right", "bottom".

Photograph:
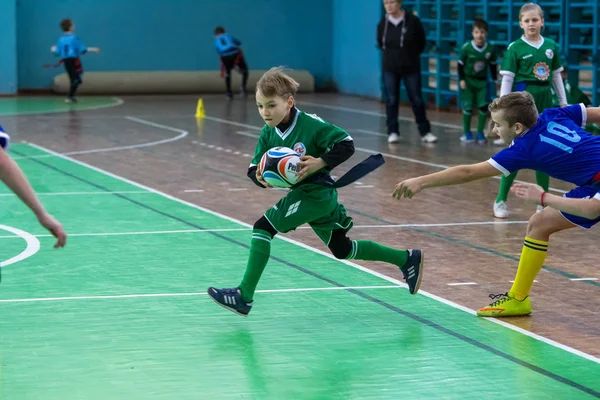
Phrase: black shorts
[
  {"left": 63, "top": 57, "right": 83, "bottom": 82},
  {"left": 221, "top": 53, "right": 248, "bottom": 73}
]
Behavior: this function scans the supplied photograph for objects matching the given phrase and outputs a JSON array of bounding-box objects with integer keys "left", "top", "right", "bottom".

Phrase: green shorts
[
  {"left": 462, "top": 77, "right": 489, "bottom": 111},
  {"left": 264, "top": 184, "right": 353, "bottom": 245},
  {"left": 515, "top": 82, "right": 553, "bottom": 112}
]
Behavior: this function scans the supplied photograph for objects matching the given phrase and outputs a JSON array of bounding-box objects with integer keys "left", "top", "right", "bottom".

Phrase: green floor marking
[{"left": 0, "top": 97, "right": 122, "bottom": 116}]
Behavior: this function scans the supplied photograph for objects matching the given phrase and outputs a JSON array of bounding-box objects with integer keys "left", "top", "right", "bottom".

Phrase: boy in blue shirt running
[
  {"left": 214, "top": 26, "right": 249, "bottom": 99},
  {"left": 51, "top": 19, "right": 100, "bottom": 103}
]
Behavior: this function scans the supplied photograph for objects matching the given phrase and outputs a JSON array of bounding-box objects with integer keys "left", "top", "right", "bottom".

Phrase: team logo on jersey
[
  {"left": 485, "top": 52, "right": 491, "bottom": 59},
  {"left": 474, "top": 61, "right": 485, "bottom": 73},
  {"left": 293, "top": 142, "right": 306, "bottom": 156},
  {"left": 545, "top": 49, "right": 554, "bottom": 59},
  {"left": 533, "top": 62, "right": 550, "bottom": 80}
]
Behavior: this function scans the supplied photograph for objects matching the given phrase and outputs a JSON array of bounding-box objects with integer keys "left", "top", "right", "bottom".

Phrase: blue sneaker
[
  {"left": 460, "top": 132, "right": 474, "bottom": 143},
  {"left": 207, "top": 287, "right": 253, "bottom": 317},
  {"left": 400, "top": 250, "right": 424, "bottom": 294},
  {"left": 476, "top": 131, "right": 487, "bottom": 143}
]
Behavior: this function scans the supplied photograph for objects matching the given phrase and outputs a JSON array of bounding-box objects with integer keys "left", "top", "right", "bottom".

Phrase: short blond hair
[
  {"left": 489, "top": 91, "right": 538, "bottom": 129},
  {"left": 256, "top": 67, "right": 299, "bottom": 98},
  {"left": 519, "top": 2, "right": 544, "bottom": 20}
]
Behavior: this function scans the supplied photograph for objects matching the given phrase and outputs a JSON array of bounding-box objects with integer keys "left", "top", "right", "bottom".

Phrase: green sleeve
[
  {"left": 302, "top": 112, "right": 350, "bottom": 150},
  {"left": 501, "top": 44, "right": 517, "bottom": 73},
  {"left": 459, "top": 43, "right": 468, "bottom": 64},
  {"left": 317, "top": 123, "right": 351, "bottom": 151}
]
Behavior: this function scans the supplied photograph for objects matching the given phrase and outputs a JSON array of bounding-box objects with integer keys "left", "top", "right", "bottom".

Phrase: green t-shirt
[
  {"left": 501, "top": 36, "right": 562, "bottom": 83},
  {"left": 459, "top": 40, "right": 497, "bottom": 79}
]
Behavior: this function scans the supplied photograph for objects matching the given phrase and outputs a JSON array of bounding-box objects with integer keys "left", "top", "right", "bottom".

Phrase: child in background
[
  {"left": 51, "top": 19, "right": 100, "bottom": 103},
  {"left": 458, "top": 18, "right": 498, "bottom": 143},
  {"left": 214, "top": 26, "right": 249, "bottom": 99}
]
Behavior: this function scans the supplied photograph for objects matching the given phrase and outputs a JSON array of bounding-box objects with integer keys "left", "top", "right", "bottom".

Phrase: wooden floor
[{"left": 2, "top": 93, "right": 599, "bottom": 358}]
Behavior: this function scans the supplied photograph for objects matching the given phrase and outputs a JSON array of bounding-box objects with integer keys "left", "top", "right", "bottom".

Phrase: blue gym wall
[
  {"left": 14, "top": 0, "right": 335, "bottom": 91},
  {"left": 0, "top": 0, "right": 18, "bottom": 94},
  {"left": 332, "top": 0, "right": 382, "bottom": 97}
]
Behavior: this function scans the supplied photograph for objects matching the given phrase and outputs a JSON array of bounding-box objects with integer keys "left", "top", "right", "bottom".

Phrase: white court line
[
  {"left": 203, "top": 116, "right": 262, "bottom": 131},
  {"left": 0, "top": 285, "right": 401, "bottom": 304},
  {"left": 0, "top": 190, "right": 150, "bottom": 197},
  {"left": 0, "top": 220, "right": 530, "bottom": 240},
  {"left": 12, "top": 116, "right": 188, "bottom": 160},
  {"left": 354, "top": 221, "right": 528, "bottom": 228},
  {"left": 65, "top": 116, "right": 188, "bottom": 155},
  {"left": 569, "top": 278, "right": 598, "bottom": 281},
  {"left": 351, "top": 128, "right": 388, "bottom": 138},
  {"left": 183, "top": 189, "right": 205, "bottom": 193},
  {"left": 26, "top": 142, "right": 600, "bottom": 364},
  {"left": 205, "top": 115, "right": 570, "bottom": 195},
  {"left": 447, "top": 282, "right": 478, "bottom": 286},
  {"left": 297, "top": 100, "right": 464, "bottom": 130},
  {"left": 0, "top": 224, "right": 40, "bottom": 268},
  {"left": 236, "top": 130, "right": 261, "bottom": 138}
]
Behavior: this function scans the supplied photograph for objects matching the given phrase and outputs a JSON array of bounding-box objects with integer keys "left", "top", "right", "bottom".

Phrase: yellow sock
[{"left": 510, "top": 237, "right": 548, "bottom": 301}]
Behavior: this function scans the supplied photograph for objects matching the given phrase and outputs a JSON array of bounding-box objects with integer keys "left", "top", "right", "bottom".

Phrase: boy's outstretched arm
[
  {"left": 393, "top": 161, "right": 501, "bottom": 199},
  {"left": 0, "top": 148, "right": 66, "bottom": 247}
]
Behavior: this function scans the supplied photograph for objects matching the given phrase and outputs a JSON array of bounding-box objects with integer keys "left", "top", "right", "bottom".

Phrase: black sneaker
[
  {"left": 207, "top": 287, "right": 252, "bottom": 316},
  {"left": 400, "top": 249, "right": 423, "bottom": 294}
]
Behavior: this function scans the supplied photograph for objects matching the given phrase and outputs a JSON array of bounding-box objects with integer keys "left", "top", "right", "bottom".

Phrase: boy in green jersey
[
  {"left": 207, "top": 67, "right": 424, "bottom": 316},
  {"left": 458, "top": 19, "right": 498, "bottom": 143}
]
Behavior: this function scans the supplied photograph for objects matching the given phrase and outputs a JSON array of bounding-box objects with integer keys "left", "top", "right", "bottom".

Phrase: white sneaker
[
  {"left": 421, "top": 133, "right": 438, "bottom": 143},
  {"left": 493, "top": 138, "right": 505, "bottom": 146},
  {"left": 494, "top": 201, "right": 509, "bottom": 218},
  {"left": 388, "top": 133, "right": 400, "bottom": 143}
]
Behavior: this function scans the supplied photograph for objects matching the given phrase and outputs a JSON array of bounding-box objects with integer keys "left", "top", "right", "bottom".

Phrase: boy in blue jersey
[
  {"left": 50, "top": 19, "right": 100, "bottom": 103},
  {"left": 214, "top": 26, "right": 249, "bottom": 99},
  {"left": 0, "top": 125, "right": 67, "bottom": 249},
  {"left": 392, "top": 91, "right": 600, "bottom": 317}
]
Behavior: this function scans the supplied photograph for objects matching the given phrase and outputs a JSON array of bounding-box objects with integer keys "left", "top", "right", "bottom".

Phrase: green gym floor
[
  {"left": 0, "top": 97, "right": 122, "bottom": 116},
  {"left": 0, "top": 97, "right": 599, "bottom": 399}
]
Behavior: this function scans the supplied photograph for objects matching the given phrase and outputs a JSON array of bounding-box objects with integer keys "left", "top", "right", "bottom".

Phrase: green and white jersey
[
  {"left": 251, "top": 108, "right": 352, "bottom": 176},
  {"left": 458, "top": 41, "right": 497, "bottom": 79},
  {"left": 500, "top": 36, "right": 562, "bottom": 83}
]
